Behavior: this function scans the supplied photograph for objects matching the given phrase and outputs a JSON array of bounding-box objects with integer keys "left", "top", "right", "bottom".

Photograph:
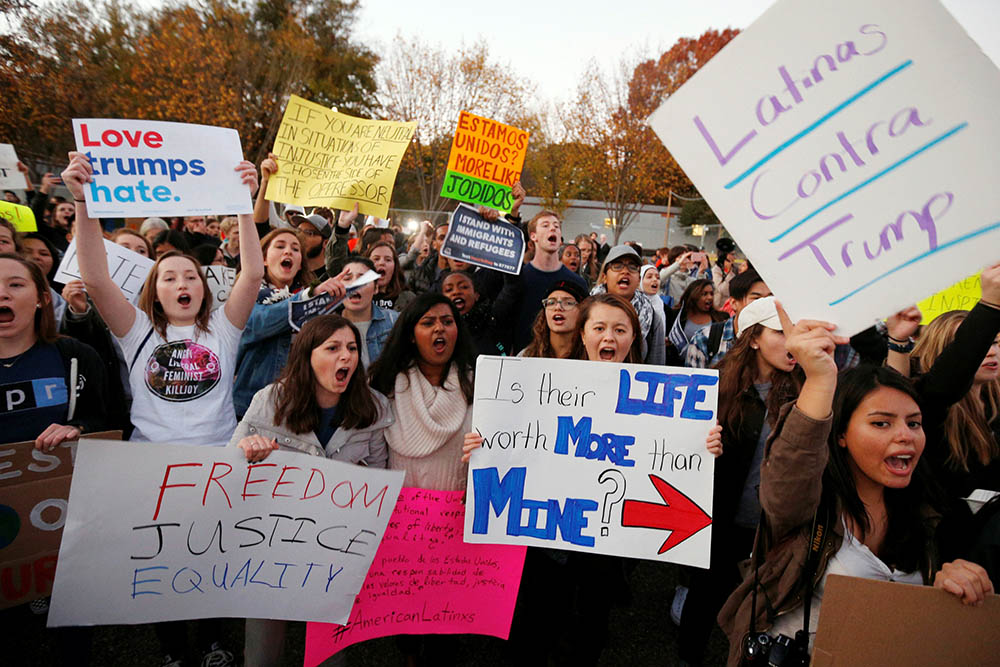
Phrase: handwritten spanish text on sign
[
  {"left": 441, "top": 204, "right": 525, "bottom": 275},
  {"left": 48, "top": 440, "right": 404, "bottom": 627},
  {"left": 464, "top": 357, "right": 717, "bottom": 568},
  {"left": 72, "top": 119, "right": 251, "bottom": 218},
  {"left": 54, "top": 238, "right": 154, "bottom": 304},
  {"left": 0, "top": 143, "right": 22, "bottom": 191},
  {"left": 304, "top": 488, "right": 526, "bottom": 665},
  {"left": 265, "top": 95, "right": 416, "bottom": 219},
  {"left": 647, "top": 0, "right": 1000, "bottom": 336},
  {"left": 0, "top": 432, "right": 120, "bottom": 610},
  {"left": 0, "top": 200, "right": 37, "bottom": 232},
  {"left": 440, "top": 111, "right": 529, "bottom": 213}
]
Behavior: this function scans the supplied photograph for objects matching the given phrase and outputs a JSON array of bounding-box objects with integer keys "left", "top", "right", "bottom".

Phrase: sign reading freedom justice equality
[
  {"left": 440, "top": 111, "right": 528, "bottom": 213},
  {"left": 465, "top": 357, "right": 718, "bottom": 568},
  {"left": 48, "top": 441, "right": 404, "bottom": 627},
  {"left": 647, "top": 0, "right": 1000, "bottom": 336},
  {"left": 266, "top": 95, "right": 416, "bottom": 219}
]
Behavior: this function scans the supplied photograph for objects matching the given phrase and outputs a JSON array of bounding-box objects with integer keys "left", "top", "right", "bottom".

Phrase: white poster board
[
  {"left": 203, "top": 265, "right": 236, "bottom": 311},
  {"left": 0, "top": 143, "right": 21, "bottom": 191},
  {"left": 647, "top": 0, "right": 1000, "bottom": 335},
  {"left": 48, "top": 440, "right": 404, "bottom": 627},
  {"left": 464, "top": 357, "right": 717, "bottom": 568},
  {"left": 54, "top": 238, "right": 154, "bottom": 304},
  {"left": 72, "top": 119, "right": 252, "bottom": 219}
]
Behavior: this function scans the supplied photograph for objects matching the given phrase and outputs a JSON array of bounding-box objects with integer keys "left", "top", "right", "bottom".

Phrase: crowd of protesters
[{"left": 1, "top": 146, "right": 998, "bottom": 667}]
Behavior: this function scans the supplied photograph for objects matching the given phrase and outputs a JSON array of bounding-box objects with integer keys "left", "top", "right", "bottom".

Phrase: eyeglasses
[
  {"left": 606, "top": 260, "right": 639, "bottom": 273},
  {"left": 297, "top": 228, "right": 321, "bottom": 237},
  {"left": 542, "top": 298, "right": 578, "bottom": 309}
]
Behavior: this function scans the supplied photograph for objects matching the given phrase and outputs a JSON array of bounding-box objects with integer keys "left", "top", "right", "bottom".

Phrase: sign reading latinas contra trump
[{"left": 648, "top": 0, "right": 1000, "bottom": 336}]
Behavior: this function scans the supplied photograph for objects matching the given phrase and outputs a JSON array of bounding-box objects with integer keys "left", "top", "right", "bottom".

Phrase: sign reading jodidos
[
  {"left": 440, "top": 111, "right": 529, "bottom": 214},
  {"left": 72, "top": 119, "right": 252, "bottom": 219},
  {"left": 48, "top": 440, "right": 404, "bottom": 627},
  {"left": 647, "top": 0, "right": 1000, "bottom": 336},
  {"left": 465, "top": 357, "right": 718, "bottom": 568},
  {"left": 441, "top": 204, "right": 525, "bottom": 275}
]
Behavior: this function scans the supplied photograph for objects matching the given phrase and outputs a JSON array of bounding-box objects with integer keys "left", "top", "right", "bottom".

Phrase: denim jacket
[{"left": 360, "top": 303, "right": 399, "bottom": 364}]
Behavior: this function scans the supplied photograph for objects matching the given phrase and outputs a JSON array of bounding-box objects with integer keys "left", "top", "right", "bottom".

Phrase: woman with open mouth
[
  {"left": 440, "top": 269, "right": 506, "bottom": 358},
  {"left": 519, "top": 280, "right": 587, "bottom": 360},
  {"left": 576, "top": 293, "right": 642, "bottom": 364},
  {"left": 365, "top": 241, "right": 415, "bottom": 313},
  {"left": 337, "top": 257, "right": 398, "bottom": 368},
  {"left": 667, "top": 278, "right": 728, "bottom": 363},
  {"left": 719, "top": 304, "right": 993, "bottom": 666},
  {"left": 228, "top": 314, "right": 392, "bottom": 666}
]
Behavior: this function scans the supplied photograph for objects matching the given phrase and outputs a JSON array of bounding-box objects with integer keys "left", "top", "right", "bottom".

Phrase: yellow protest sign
[
  {"left": 265, "top": 95, "right": 416, "bottom": 219},
  {"left": 0, "top": 200, "right": 37, "bottom": 232},
  {"left": 917, "top": 273, "right": 981, "bottom": 324},
  {"left": 440, "top": 111, "right": 529, "bottom": 213}
]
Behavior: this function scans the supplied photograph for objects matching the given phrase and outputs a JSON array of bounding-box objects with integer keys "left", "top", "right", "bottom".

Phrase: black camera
[{"left": 741, "top": 630, "right": 809, "bottom": 667}]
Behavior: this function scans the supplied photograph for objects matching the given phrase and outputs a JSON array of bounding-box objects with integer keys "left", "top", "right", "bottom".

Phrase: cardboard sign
[
  {"left": 0, "top": 431, "right": 121, "bottom": 610},
  {"left": 464, "top": 356, "right": 718, "bottom": 568},
  {"left": 647, "top": 0, "right": 1000, "bottom": 336},
  {"left": 48, "top": 440, "right": 404, "bottom": 627},
  {"left": 0, "top": 143, "right": 21, "bottom": 191},
  {"left": 202, "top": 265, "right": 236, "bottom": 312},
  {"left": 72, "top": 119, "right": 252, "bottom": 218},
  {"left": 440, "top": 111, "right": 529, "bottom": 213},
  {"left": 265, "top": 95, "right": 416, "bottom": 219},
  {"left": 813, "top": 575, "right": 1000, "bottom": 666},
  {"left": 916, "top": 272, "right": 980, "bottom": 324},
  {"left": 288, "top": 270, "right": 380, "bottom": 332},
  {"left": 54, "top": 238, "right": 154, "bottom": 304},
  {"left": 0, "top": 200, "right": 37, "bottom": 232},
  {"left": 304, "top": 488, "right": 526, "bottom": 665},
  {"left": 441, "top": 204, "right": 525, "bottom": 275}
]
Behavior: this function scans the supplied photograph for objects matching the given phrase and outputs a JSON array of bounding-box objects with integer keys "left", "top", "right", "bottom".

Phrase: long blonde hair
[{"left": 912, "top": 310, "right": 1000, "bottom": 470}]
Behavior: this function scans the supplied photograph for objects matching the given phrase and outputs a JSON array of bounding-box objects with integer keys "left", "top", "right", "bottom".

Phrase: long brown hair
[
  {"left": 365, "top": 241, "right": 406, "bottom": 299},
  {"left": 272, "top": 314, "right": 378, "bottom": 434},
  {"left": 0, "top": 253, "right": 57, "bottom": 343},
  {"left": 260, "top": 228, "right": 315, "bottom": 289},
  {"left": 714, "top": 323, "right": 803, "bottom": 432},
  {"left": 136, "top": 250, "right": 212, "bottom": 339},
  {"left": 912, "top": 310, "right": 1000, "bottom": 470},
  {"left": 572, "top": 293, "right": 642, "bottom": 363}
]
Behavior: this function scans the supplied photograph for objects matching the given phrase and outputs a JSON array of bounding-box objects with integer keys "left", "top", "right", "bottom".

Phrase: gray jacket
[{"left": 228, "top": 383, "right": 393, "bottom": 467}]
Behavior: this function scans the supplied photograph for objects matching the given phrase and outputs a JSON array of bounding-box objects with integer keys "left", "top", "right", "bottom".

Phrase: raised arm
[
  {"left": 61, "top": 152, "right": 136, "bottom": 337},
  {"left": 224, "top": 162, "right": 266, "bottom": 329}
]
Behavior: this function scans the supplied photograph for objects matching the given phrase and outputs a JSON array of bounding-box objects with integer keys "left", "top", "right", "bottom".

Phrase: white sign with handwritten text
[{"left": 648, "top": 0, "right": 1000, "bottom": 335}]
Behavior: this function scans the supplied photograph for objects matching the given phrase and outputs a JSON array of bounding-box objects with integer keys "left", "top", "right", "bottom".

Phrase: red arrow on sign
[{"left": 621, "top": 474, "right": 712, "bottom": 554}]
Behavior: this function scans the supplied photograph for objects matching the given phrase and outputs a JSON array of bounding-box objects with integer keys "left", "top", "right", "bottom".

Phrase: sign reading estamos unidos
[{"left": 440, "top": 111, "right": 529, "bottom": 213}]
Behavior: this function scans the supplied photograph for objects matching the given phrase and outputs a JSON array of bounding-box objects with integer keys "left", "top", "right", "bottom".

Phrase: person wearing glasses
[
  {"left": 289, "top": 212, "right": 332, "bottom": 280},
  {"left": 520, "top": 280, "right": 587, "bottom": 358},
  {"left": 589, "top": 245, "right": 665, "bottom": 365}
]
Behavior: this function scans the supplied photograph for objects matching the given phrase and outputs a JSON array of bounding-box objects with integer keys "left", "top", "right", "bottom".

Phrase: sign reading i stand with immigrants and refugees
[
  {"left": 72, "top": 119, "right": 252, "bottom": 218},
  {"left": 266, "top": 95, "right": 416, "bottom": 219},
  {"left": 288, "top": 270, "right": 381, "bottom": 332},
  {"left": 441, "top": 204, "right": 525, "bottom": 275},
  {"left": 47, "top": 440, "right": 404, "bottom": 627},
  {"left": 440, "top": 111, "right": 529, "bottom": 213},
  {"left": 647, "top": 0, "right": 1000, "bottom": 336},
  {"left": 465, "top": 357, "right": 718, "bottom": 568},
  {"left": 304, "top": 488, "right": 526, "bottom": 665}
]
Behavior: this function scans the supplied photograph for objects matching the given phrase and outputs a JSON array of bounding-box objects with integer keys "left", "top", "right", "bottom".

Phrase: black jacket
[{"left": 53, "top": 336, "right": 110, "bottom": 435}]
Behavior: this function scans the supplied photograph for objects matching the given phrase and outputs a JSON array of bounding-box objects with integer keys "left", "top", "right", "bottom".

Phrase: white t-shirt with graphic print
[{"left": 118, "top": 306, "right": 242, "bottom": 447}]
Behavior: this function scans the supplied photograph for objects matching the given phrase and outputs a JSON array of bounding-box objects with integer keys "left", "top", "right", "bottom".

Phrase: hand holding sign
[{"left": 288, "top": 269, "right": 380, "bottom": 331}]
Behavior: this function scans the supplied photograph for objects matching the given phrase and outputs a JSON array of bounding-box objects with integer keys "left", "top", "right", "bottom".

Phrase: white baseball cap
[{"left": 737, "top": 296, "right": 782, "bottom": 336}]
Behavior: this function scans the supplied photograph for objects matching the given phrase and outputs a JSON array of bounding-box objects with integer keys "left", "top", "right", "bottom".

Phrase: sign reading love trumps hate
[
  {"left": 72, "top": 119, "right": 252, "bottom": 218},
  {"left": 440, "top": 111, "right": 529, "bottom": 213},
  {"left": 647, "top": 0, "right": 1000, "bottom": 336},
  {"left": 47, "top": 440, "right": 404, "bottom": 627},
  {"left": 465, "top": 357, "right": 717, "bottom": 568},
  {"left": 304, "top": 489, "right": 526, "bottom": 665}
]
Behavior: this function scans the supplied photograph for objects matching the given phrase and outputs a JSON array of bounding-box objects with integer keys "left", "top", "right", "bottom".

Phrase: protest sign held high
[
  {"left": 0, "top": 200, "right": 37, "bottom": 232},
  {"left": 48, "top": 440, "right": 404, "bottom": 627},
  {"left": 304, "top": 488, "right": 526, "bottom": 665},
  {"left": 289, "top": 270, "right": 380, "bottom": 331},
  {"left": 465, "top": 357, "right": 718, "bottom": 568},
  {"left": 266, "top": 95, "right": 415, "bottom": 219},
  {"left": 0, "top": 143, "right": 21, "bottom": 191},
  {"left": 440, "top": 111, "right": 529, "bottom": 213},
  {"left": 441, "top": 204, "right": 525, "bottom": 275},
  {"left": 54, "top": 238, "right": 154, "bottom": 304},
  {"left": 647, "top": 0, "right": 1000, "bottom": 336},
  {"left": 72, "top": 119, "right": 252, "bottom": 218}
]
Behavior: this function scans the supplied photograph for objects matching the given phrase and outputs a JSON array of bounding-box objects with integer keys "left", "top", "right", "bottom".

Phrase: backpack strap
[
  {"left": 129, "top": 328, "right": 156, "bottom": 373},
  {"left": 707, "top": 320, "right": 725, "bottom": 359}
]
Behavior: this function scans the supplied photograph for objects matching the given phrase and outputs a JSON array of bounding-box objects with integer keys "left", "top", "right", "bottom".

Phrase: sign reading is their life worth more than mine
[
  {"left": 647, "top": 0, "right": 1000, "bottom": 336},
  {"left": 47, "top": 440, "right": 404, "bottom": 627},
  {"left": 304, "top": 488, "right": 526, "bottom": 666},
  {"left": 440, "top": 111, "right": 529, "bottom": 213},
  {"left": 441, "top": 204, "right": 525, "bottom": 274},
  {"left": 465, "top": 357, "right": 718, "bottom": 568},
  {"left": 72, "top": 119, "right": 252, "bottom": 218},
  {"left": 265, "top": 95, "right": 416, "bottom": 219}
]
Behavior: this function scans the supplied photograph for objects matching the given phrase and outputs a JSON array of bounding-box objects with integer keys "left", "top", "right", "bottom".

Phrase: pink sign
[{"left": 304, "top": 488, "right": 526, "bottom": 665}]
